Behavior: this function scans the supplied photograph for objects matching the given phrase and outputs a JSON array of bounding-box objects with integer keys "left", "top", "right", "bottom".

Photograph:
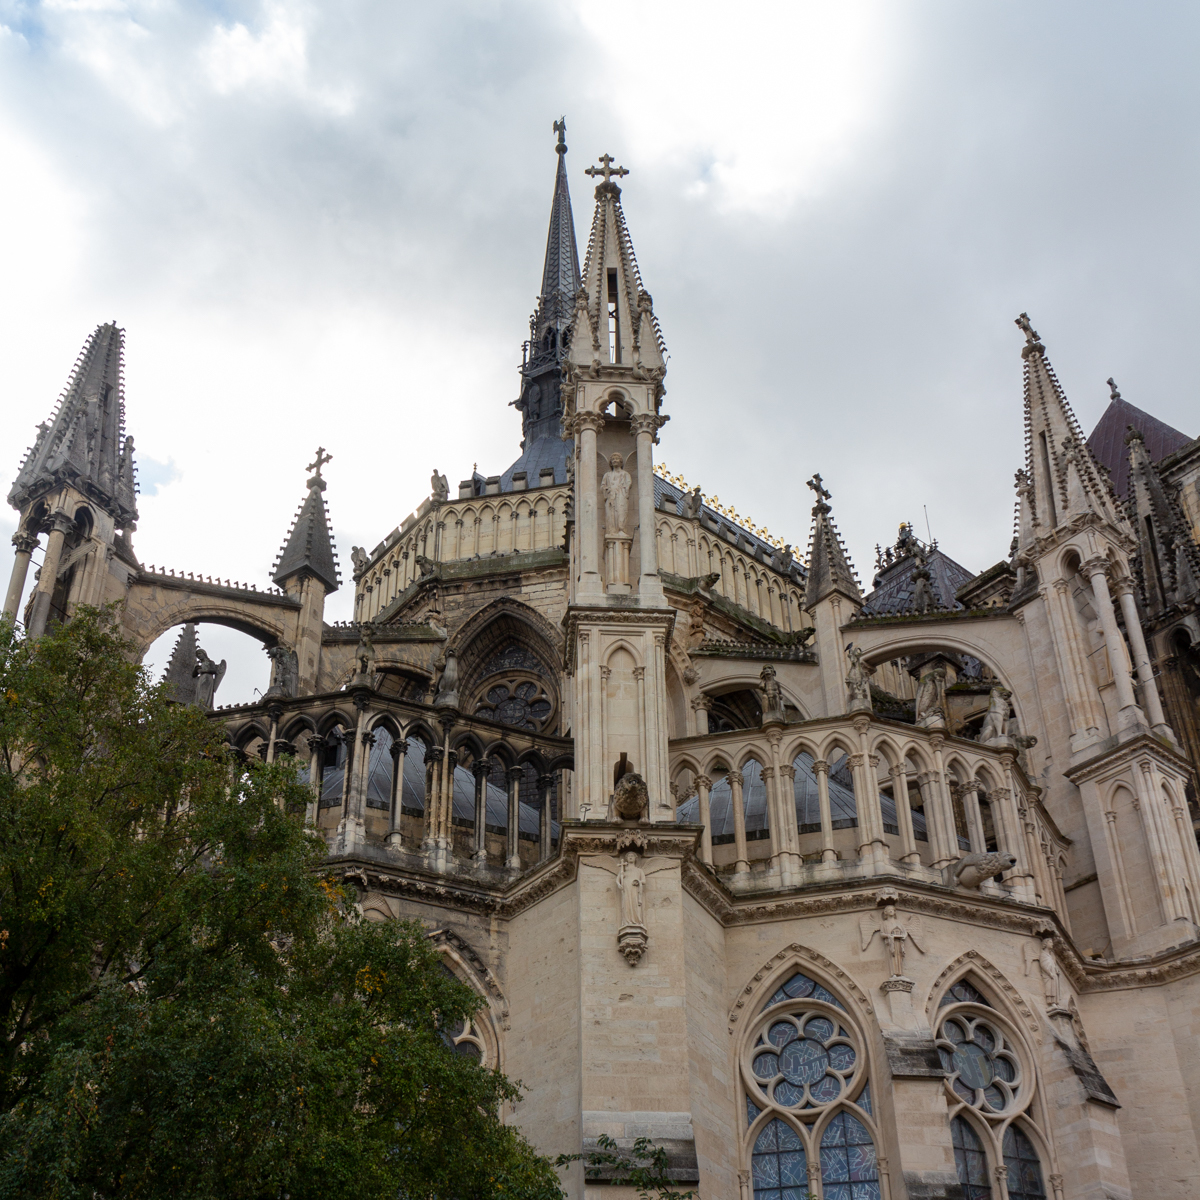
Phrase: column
[
  {"left": 691, "top": 695, "right": 712, "bottom": 736},
  {"left": 472, "top": 759, "right": 490, "bottom": 863},
  {"left": 695, "top": 773, "right": 713, "bottom": 866},
  {"left": 505, "top": 765, "right": 522, "bottom": 870},
  {"left": 265, "top": 704, "right": 282, "bottom": 764},
  {"left": 1132, "top": 759, "right": 1184, "bottom": 922},
  {"left": 27, "top": 513, "right": 72, "bottom": 638},
  {"left": 439, "top": 747, "right": 457, "bottom": 853},
  {"left": 634, "top": 666, "right": 647, "bottom": 786},
  {"left": 422, "top": 746, "right": 442, "bottom": 851},
  {"left": 1045, "top": 580, "right": 1103, "bottom": 744},
  {"left": 779, "top": 764, "right": 799, "bottom": 869},
  {"left": 1115, "top": 579, "right": 1171, "bottom": 734},
  {"left": 890, "top": 765, "right": 918, "bottom": 863},
  {"left": 766, "top": 728, "right": 799, "bottom": 877},
  {"left": 1084, "top": 558, "right": 1142, "bottom": 729},
  {"left": 730, "top": 769, "right": 747, "bottom": 869},
  {"left": 762, "top": 765, "right": 781, "bottom": 872},
  {"left": 4, "top": 532, "right": 38, "bottom": 621},
  {"left": 537, "top": 773, "right": 554, "bottom": 862},
  {"left": 387, "top": 738, "right": 407, "bottom": 845},
  {"left": 960, "top": 783, "right": 986, "bottom": 853},
  {"left": 304, "top": 733, "right": 321, "bottom": 828},
  {"left": 928, "top": 735, "right": 958, "bottom": 869},
  {"left": 574, "top": 412, "right": 604, "bottom": 592},
  {"left": 631, "top": 413, "right": 665, "bottom": 591},
  {"left": 813, "top": 759, "right": 837, "bottom": 862},
  {"left": 1101, "top": 806, "right": 1135, "bottom": 939}
]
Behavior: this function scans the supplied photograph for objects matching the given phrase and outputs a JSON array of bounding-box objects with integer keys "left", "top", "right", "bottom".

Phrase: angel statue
[
  {"left": 859, "top": 903, "right": 925, "bottom": 979},
  {"left": 193, "top": 648, "right": 227, "bottom": 710}
]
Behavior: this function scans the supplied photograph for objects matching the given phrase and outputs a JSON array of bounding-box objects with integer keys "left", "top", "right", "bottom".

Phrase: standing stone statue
[
  {"left": 430, "top": 469, "right": 450, "bottom": 502},
  {"left": 434, "top": 647, "right": 460, "bottom": 709},
  {"left": 350, "top": 546, "right": 369, "bottom": 575},
  {"left": 915, "top": 664, "right": 947, "bottom": 727},
  {"left": 911, "top": 549, "right": 936, "bottom": 613},
  {"left": 616, "top": 851, "right": 647, "bottom": 928},
  {"left": 760, "top": 664, "right": 785, "bottom": 724},
  {"left": 1026, "top": 935, "right": 1063, "bottom": 1009},
  {"left": 265, "top": 644, "right": 298, "bottom": 698},
  {"left": 979, "top": 686, "right": 1012, "bottom": 743},
  {"left": 682, "top": 486, "right": 703, "bottom": 519},
  {"left": 193, "top": 648, "right": 226, "bottom": 709},
  {"left": 860, "top": 903, "right": 925, "bottom": 979},
  {"left": 845, "top": 646, "right": 873, "bottom": 711},
  {"left": 601, "top": 453, "right": 632, "bottom": 534},
  {"left": 356, "top": 623, "right": 377, "bottom": 684}
]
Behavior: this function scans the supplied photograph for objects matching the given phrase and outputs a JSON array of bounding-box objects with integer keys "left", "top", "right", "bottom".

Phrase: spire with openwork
[
  {"left": 1013, "top": 313, "right": 1125, "bottom": 553},
  {"left": 9, "top": 322, "right": 138, "bottom": 529},
  {"left": 803, "top": 474, "right": 862, "bottom": 608},
  {"left": 272, "top": 450, "right": 340, "bottom": 594}
]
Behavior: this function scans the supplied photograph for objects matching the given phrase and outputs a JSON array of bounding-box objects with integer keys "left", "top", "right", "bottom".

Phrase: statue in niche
[
  {"left": 193, "top": 648, "right": 226, "bottom": 710},
  {"left": 979, "top": 686, "right": 1012, "bottom": 743},
  {"left": 859, "top": 904, "right": 925, "bottom": 979},
  {"left": 430, "top": 469, "right": 450, "bottom": 502},
  {"left": 915, "top": 664, "right": 947, "bottom": 727},
  {"left": 586, "top": 850, "right": 676, "bottom": 966},
  {"left": 1025, "top": 934, "right": 1063, "bottom": 1009},
  {"left": 760, "top": 664, "right": 785, "bottom": 724},
  {"left": 682, "top": 486, "right": 703, "bottom": 519},
  {"left": 601, "top": 453, "right": 632, "bottom": 535},
  {"left": 265, "top": 645, "right": 298, "bottom": 698},
  {"left": 845, "top": 645, "right": 872, "bottom": 710}
]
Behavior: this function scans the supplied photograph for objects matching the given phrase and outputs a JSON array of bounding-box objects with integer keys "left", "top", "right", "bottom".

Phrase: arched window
[
  {"left": 319, "top": 726, "right": 348, "bottom": 808},
  {"left": 401, "top": 735, "right": 430, "bottom": 814},
  {"left": 792, "top": 749, "right": 858, "bottom": 833},
  {"left": 938, "top": 978, "right": 1049, "bottom": 1200},
  {"left": 742, "top": 970, "right": 879, "bottom": 1200},
  {"left": 951, "top": 1117, "right": 991, "bottom": 1199},
  {"left": 364, "top": 726, "right": 395, "bottom": 809}
]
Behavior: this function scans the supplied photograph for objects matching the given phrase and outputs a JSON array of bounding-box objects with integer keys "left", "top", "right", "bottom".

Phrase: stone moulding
[
  {"left": 561, "top": 605, "right": 677, "bottom": 674},
  {"left": 428, "top": 926, "right": 511, "bottom": 1030},
  {"left": 925, "top": 949, "right": 1040, "bottom": 1034}
]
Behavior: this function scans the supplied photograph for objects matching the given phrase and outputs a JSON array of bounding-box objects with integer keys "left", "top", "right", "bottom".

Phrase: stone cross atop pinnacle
[
  {"left": 585, "top": 154, "right": 629, "bottom": 188},
  {"left": 307, "top": 447, "right": 332, "bottom": 482}
]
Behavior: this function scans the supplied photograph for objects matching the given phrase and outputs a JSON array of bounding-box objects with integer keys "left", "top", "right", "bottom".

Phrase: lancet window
[
  {"left": 318, "top": 725, "right": 348, "bottom": 809},
  {"left": 364, "top": 725, "right": 395, "bottom": 810},
  {"left": 937, "top": 978, "right": 1049, "bottom": 1200},
  {"left": 743, "top": 970, "right": 881, "bottom": 1200}
]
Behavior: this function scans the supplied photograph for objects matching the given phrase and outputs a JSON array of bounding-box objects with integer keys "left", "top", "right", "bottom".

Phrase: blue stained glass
[
  {"left": 765, "top": 972, "right": 846, "bottom": 1012},
  {"left": 821, "top": 1112, "right": 881, "bottom": 1200},
  {"left": 951, "top": 1117, "right": 992, "bottom": 1199},
  {"left": 811, "top": 1074, "right": 842, "bottom": 1103},
  {"left": 780, "top": 1038, "right": 829, "bottom": 1086},
  {"left": 747, "top": 1096, "right": 762, "bottom": 1127},
  {"left": 806, "top": 1016, "right": 835, "bottom": 1042},
  {"left": 769, "top": 1021, "right": 799, "bottom": 1047},
  {"left": 775, "top": 1080, "right": 805, "bottom": 1107},
  {"left": 857, "top": 1083, "right": 872, "bottom": 1115},
  {"left": 829, "top": 1043, "right": 857, "bottom": 1072},
  {"left": 1002, "top": 1126, "right": 1046, "bottom": 1200},
  {"left": 754, "top": 1052, "right": 780, "bottom": 1079},
  {"left": 940, "top": 980, "right": 992, "bottom": 1008},
  {"left": 753, "top": 1119, "right": 808, "bottom": 1200}
]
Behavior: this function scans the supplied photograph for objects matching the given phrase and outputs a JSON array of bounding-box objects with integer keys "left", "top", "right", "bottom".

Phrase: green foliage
[
  {"left": 0, "top": 609, "right": 565, "bottom": 1200},
  {"left": 555, "top": 1135, "right": 697, "bottom": 1200}
]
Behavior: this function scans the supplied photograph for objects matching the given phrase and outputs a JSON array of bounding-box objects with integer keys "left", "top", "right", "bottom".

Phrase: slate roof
[
  {"left": 272, "top": 474, "right": 341, "bottom": 594},
  {"left": 860, "top": 546, "right": 977, "bottom": 617},
  {"left": 1087, "top": 393, "right": 1191, "bottom": 500}
]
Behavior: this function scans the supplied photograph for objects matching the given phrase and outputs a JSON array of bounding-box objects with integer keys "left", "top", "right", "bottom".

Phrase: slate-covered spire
[
  {"left": 1127, "top": 426, "right": 1200, "bottom": 617},
  {"left": 272, "top": 449, "right": 340, "bottom": 594},
  {"left": 1086, "top": 378, "right": 1191, "bottom": 500},
  {"left": 8, "top": 322, "right": 138, "bottom": 527},
  {"left": 803, "top": 474, "right": 862, "bottom": 607},
  {"left": 1013, "top": 313, "right": 1125, "bottom": 552},
  {"left": 161, "top": 623, "right": 200, "bottom": 705},
  {"left": 568, "top": 151, "right": 667, "bottom": 378}
]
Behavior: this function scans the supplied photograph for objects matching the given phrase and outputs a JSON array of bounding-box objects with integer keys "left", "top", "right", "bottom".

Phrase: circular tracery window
[
  {"left": 751, "top": 1013, "right": 857, "bottom": 1109},
  {"left": 473, "top": 676, "right": 555, "bottom": 732},
  {"left": 937, "top": 1011, "right": 1021, "bottom": 1112}
]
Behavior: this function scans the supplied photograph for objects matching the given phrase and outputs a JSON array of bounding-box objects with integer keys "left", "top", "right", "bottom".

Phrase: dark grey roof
[
  {"left": 803, "top": 498, "right": 860, "bottom": 607},
  {"left": 1087, "top": 391, "right": 1191, "bottom": 500},
  {"left": 501, "top": 433, "right": 572, "bottom": 490},
  {"left": 9, "top": 322, "right": 138, "bottom": 526},
  {"left": 860, "top": 546, "right": 976, "bottom": 617},
  {"left": 272, "top": 474, "right": 340, "bottom": 594}
]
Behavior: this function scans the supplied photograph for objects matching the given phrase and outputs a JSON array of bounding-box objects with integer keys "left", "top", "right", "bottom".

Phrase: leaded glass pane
[
  {"left": 752, "top": 1118, "right": 808, "bottom": 1200},
  {"left": 764, "top": 972, "right": 845, "bottom": 1012},
  {"left": 364, "top": 726, "right": 394, "bottom": 809},
  {"left": 1003, "top": 1126, "right": 1046, "bottom": 1200},
  {"left": 940, "top": 980, "right": 991, "bottom": 1008},
  {"left": 820, "top": 1112, "right": 880, "bottom": 1200},
  {"left": 951, "top": 1117, "right": 992, "bottom": 1200},
  {"left": 401, "top": 736, "right": 428, "bottom": 812}
]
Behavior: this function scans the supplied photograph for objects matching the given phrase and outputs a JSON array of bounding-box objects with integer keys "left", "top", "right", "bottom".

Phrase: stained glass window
[
  {"left": 764, "top": 971, "right": 844, "bottom": 1011},
  {"left": 750, "top": 1013, "right": 857, "bottom": 1110},
  {"left": 319, "top": 728, "right": 346, "bottom": 808},
  {"left": 940, "top": 980, "right": 991, "bottom": 1008},
  {"left": 1003, "top": 1126, "right": 1046, "bottom": 1200},
  {"left": 819, "top": 1111, "right": 881, "bottom": 1200},
  {"left": 752, "top": 1118, "right": 808, "bottom": 1200},
  {"left": 364, "top": 726, "right": 394, "bottom": 809},
  {"left": 951, "top": 1117, "right": 992, "bottom": 1199},
  {"left": 937, "top": 1014, "right": 1020, "bottom": 1113}
]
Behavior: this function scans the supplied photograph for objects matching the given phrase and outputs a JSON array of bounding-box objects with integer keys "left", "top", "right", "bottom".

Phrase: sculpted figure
[
  {"left": 601, "top": 453, "right": 632, "bottom": 534},
  {"left": 350, "top": 546, "right": 369, "bottom": 575},
  {"left": 193, "top": 648, "right": 226, "bottom": 709},
  {"left": 760, "top": 664, "right": 784, "bottom": 723},
  {"left": 616, "top": 851, "right": 646, "bottom": 928},
  {"left": 356, "top": 623, "right": 376, "bottom": 682},
  {"left": 911, "top": 550, "right": 936, "bottom": 613},
  {"left": 845, "top": 646, "right": 872, "bottom": 708},
  {"left": 860, "top": 904, "right": 925, "bottom": 978},
  {"left": 979, "top": 686, "right": 1012, "bottom": 742},
  {"left": 612, "top": 771, "right": 649, "bottom": 820},
  {"left": 1026, "top": 935, "right": 1063, "bottom": 1008},
  {"left": 265, "top": 644, "right": 298, "bottom": 698},
  {"left": 434, "top": 647, "right": 460, "bottom": 709},
  {"left": 586, "top": 851, "right": 675, "bottom": 966},
  {"left": 952, "top": 850, "right": 1018, "bottom": 890},
  {"left": 915, "top": 665, "right": 947, "bottom": 725},
  {"left": 430, "top": 469, "right": 450, "bottom": 502},
  {"left": 682, "top": 486, "right": 703, "bottom": 519},
  {"left": 774, "top": 543, "right": 794, "bottom": 573}
]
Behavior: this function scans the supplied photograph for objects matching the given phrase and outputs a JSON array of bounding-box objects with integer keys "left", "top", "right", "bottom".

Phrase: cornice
[
  {"left": 562, "top": 604, "right": 677, "bottom": 672},
  {"left": 1064, "top": 730, "right": 1192, "bottom": 784}
]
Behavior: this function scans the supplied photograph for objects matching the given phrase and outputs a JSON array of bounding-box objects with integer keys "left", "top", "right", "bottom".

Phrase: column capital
[
  {"left": 11, "top": 532, "right": 37, "bottom": 553},
  {"left": 1113, "top": 576, "right": 1137, "bottom": 598},
  {"left": 728, "top": 769, "right": 745, "bottom": 788},
  {"left": 633, "top": 666, "right": 646, "bottom": 680},
  {"left": 472, "top": 758, "right": 491, "bottom": 781},
  {"left": 761, "top": 765, "right": 776, "bottom": 781},
  {"left": 694, "top": 773, "right": 713, "bottom": 789},
  {"left": 690, "top": 694, "right": 713, "bottom": 711},
  {"left": 1080, "top": 555, "right": 1110, "bottom": 581},
  {"left": 779, "top": 764, "right": 796, "bottom": 781},
  {"left": 812, "top": 759, "right": 830, "bottom": 776},
  {"left": 506, "top": 765, "right": 523, "bottom": 784},
  {"left": 1051, "top": 577, "right": 1070, "bottom": 595},
  {"left": 567, "top": 411, "right": 605, "bottom": 436},
  {"left": 630, "top": 412, "right": 669, "bottom": 441}
]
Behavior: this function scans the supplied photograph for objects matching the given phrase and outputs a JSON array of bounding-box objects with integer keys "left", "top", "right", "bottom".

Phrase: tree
[{"left": 0, "top": 609, "right": 564, "bottom": 1200}]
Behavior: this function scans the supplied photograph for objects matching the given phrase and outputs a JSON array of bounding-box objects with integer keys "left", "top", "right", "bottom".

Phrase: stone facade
[{"left": 9, "top": 131, "right": 1200, "bottom": 1200}]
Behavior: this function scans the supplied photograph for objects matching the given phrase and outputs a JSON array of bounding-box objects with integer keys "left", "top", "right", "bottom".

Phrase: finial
[
  {"left": 584, "top": 153, "right": 630, "bottom": 189},
  {"left": 553, "top": 117, "right": 567, "bottom": 155},
  {"left": 306, "top": 447, "right": 333, "bottom": 485},
  {"left": 1015, "top": 312, "right": 1045, "bottom": 358},
  {"left": 806, "top": 473, "right": 832, "bottom": 502},
  {"left": 1107, "top": 377, "right": 1122, "bottom": 402}
]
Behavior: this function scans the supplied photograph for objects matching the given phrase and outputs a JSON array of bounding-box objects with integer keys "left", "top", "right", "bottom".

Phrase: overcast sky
[{"left": 2, "top": 0, "right": 1198, "bottom": 704}]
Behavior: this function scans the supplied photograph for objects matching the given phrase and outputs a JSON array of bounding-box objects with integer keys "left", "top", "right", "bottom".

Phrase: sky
[{"left": 1, "top": 0, "right": 1199, "bottom": 704}]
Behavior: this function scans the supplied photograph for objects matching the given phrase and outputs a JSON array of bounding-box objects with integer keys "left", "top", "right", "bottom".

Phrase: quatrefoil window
[
  {"left": 937, "top": 1013, "right": 1021, "bottom": 1112},
  {"left": 472, "top": 676, "right": 554, "bottom": 732}
]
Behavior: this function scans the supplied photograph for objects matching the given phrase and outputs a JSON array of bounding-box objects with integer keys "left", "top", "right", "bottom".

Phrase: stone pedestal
[{"left": 605, "top": 533, "right": 633, "bottom": 593}]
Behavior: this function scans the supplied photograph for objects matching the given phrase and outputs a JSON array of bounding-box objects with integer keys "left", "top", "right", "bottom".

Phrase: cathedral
[{"left": 7, "top": 124, "right": 1200, "bottom": 1200}]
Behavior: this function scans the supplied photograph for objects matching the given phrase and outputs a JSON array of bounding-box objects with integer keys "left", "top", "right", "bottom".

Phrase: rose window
[
  {"left": 751, "top": 1013, "right": 857, "bottom": 1109},
  {"left": 937, "top": 1013, "right": 1021, "bottom": 1112},
  {"left": 473, "top": 677, "right": 554, "bottom": 732}
]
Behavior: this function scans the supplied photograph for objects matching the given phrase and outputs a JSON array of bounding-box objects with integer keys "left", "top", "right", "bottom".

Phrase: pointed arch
[{"left": 925, "top": 950, "right": 1040, "bottom": 1035}]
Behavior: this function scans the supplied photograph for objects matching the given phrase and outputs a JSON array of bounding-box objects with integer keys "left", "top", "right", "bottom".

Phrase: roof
[
  {"left": 1086, "top": 392, "right": 1191, "bottom": 499},
  {"left": 860, "top": 546, "right": 977, "bottom": 617},
  {"left": 272, "top": 473, "right": 341, "bottom": 594}
]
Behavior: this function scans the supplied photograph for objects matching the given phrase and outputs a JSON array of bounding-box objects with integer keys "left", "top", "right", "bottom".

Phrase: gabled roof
[
  {"left": 1086, "top": 383, "right": 1191, "bottom": 500},
  {"left": 9, "top": 322, "right": 138, "bottom": 526},
  {"left": 860, "top": 545, "right": 976, "bottom": 617},
  {"left": 272, "top": 464, "right": 340, "bottom": 594},
  {"left": 803, "top": 477, "right": 861, "bottom": 607}
]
